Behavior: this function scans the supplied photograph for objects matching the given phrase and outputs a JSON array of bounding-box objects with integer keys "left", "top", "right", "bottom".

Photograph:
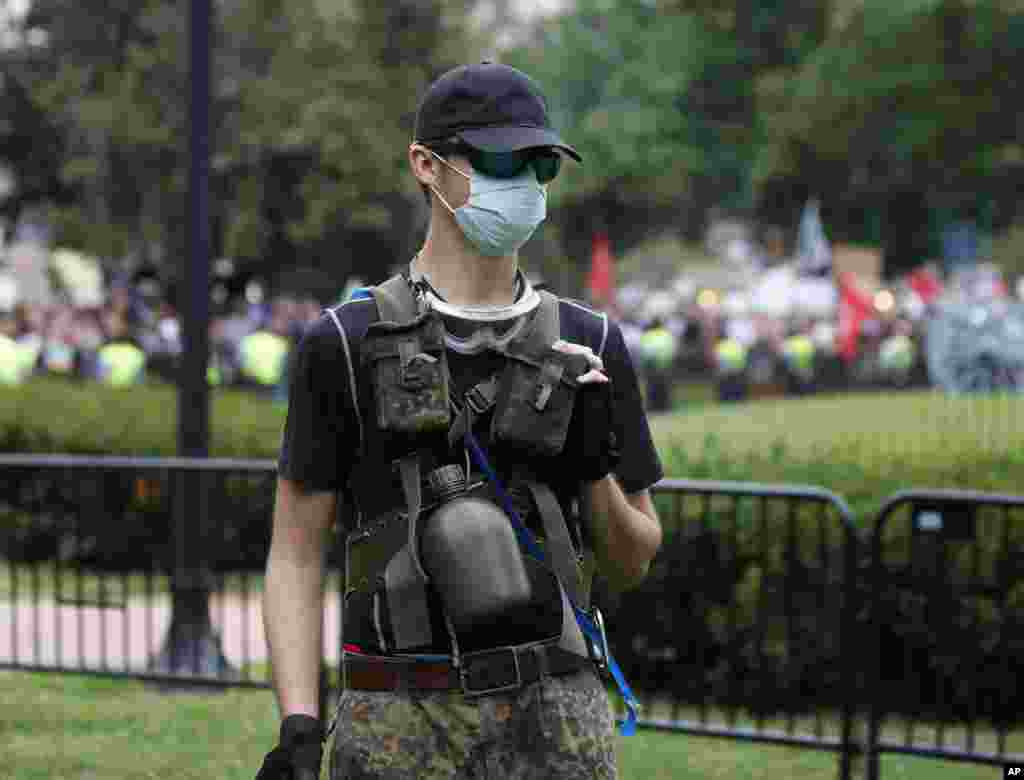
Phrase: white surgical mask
[{"left": 430, "top": 151, "right": 547, "bottom": 257}]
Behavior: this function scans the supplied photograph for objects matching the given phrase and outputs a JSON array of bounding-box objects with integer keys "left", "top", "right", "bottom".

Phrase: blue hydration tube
[
  {"left": 346, "top": 287, "right": 374, "bottom": 302},
  {"left": 463, "top": 429, "right": 640, "bottom": 736}
]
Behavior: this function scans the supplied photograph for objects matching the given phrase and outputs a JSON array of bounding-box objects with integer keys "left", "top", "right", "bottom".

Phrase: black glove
[
  {"left": 255, "top": 714, "right": 324, "bottom": 780},
  {"left": 568, "top": 378, "right": 621, "bottom": 483}
]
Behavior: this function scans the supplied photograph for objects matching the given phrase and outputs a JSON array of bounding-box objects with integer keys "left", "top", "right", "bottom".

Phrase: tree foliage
[
  {"left": 1, "top": 0, "right": 1022, "bottom": 283},
  {"left": 3, "top": 0, "right": 483, "bottom": 284}
]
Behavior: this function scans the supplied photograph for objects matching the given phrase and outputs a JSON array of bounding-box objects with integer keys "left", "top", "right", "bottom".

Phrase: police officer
[
  {"left": 0, "top": 328, "right": 22, "bottom": 385},
  {"left": 239, "top": 327, "right": 289, "bottom": 386},
  {"left": 714, "top": 337, "right": 748, "bottom": 403},
  {"left": 638, "top": 316, "right": 676, "bottom": 412},
  {"left": 780, "top": 326, "right": 816, "bottom": 396},
  {"left": 878, "top": 319, "right": 917, "bottom": 388},
  {"left": 96, "top": 315, "right": 146, "bottom": 387},
  {"left": 257, "top": 62, "right": 664, "bottom": 780}
]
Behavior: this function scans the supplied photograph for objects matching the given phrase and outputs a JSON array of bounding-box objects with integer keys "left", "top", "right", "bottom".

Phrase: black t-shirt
[
  {"left": 278, "top": 294, "right": 663, "bottom": 506},
  {"left": 278, "top": 290, "right": 663, "bottom": 652}
]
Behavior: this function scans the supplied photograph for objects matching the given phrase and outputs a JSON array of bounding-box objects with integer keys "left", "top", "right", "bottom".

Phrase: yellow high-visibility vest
[
  {"left": 715, "top": 339, "right": 748, "bottom": 375},
  {"left": 240, "top": 331, "right": 289, "bottom": 387},
  {"left": 639, "top": 327, "right": 676, "bottom": 370},
  {"left": 97, "top": 343, "right": 146, "bottom": 386},
  {"left": 0, "top": 335, "right": 23, "bottom": 385},
  {"left": 782, "top": 335, "right": 815, "bottom": 376},
  {"left": 15, "top": 335, "right": 42, "bottom": 378}
]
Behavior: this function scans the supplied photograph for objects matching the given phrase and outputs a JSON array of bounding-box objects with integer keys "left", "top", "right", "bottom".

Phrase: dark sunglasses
[{"left": 432, "top": 142, "right": 562, "bottom": 184}]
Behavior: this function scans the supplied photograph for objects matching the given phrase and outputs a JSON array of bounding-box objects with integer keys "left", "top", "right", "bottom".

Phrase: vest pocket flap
[
  {"left": 361, "top": 312, "right": 446, "bottom": 363},
  {"left": 362, "top": 312, "right": 450, "bottom": 436},
  {"left": 490, "top": 352, "right": 581, "bottom": 457},
  {"left": 501, "top": 341, "right": 589, "bottom": 388}
]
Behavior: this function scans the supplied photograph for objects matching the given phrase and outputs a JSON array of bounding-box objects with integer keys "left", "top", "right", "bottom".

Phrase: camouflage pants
[{"left": 329, "top": 667, "right": 618, "bottom": 779}]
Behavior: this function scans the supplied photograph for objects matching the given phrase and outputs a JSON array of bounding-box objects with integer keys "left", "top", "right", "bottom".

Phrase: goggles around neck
[{"left": 424, "top": 140, "right": 562, "bottom": 184}]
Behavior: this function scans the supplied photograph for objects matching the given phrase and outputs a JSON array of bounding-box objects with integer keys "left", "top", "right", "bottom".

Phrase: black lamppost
[{"left": 151, "top": 0, "right": 234, "bottom": 681}]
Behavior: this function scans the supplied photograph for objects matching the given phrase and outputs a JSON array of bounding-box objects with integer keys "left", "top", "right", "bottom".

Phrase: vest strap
[
  {"left": 446, "top": 374, "right": 500, "bottom": 450},
  {"left": 522, "top": 481, "right": 583, "bottom": 607},
  {"left": 373, "top": 274, "right": 420, "bottom": 323},
  {"left": 382, "top": 544, "right": 433, "bottom": 649}
]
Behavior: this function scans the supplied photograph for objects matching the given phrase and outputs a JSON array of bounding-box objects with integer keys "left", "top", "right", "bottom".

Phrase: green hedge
[
  {"left": 4, "top": 380, "right": 1021, "bottom": 515},
  {"left": 0, "top": 377, "right": 286, "bottom": 458}
]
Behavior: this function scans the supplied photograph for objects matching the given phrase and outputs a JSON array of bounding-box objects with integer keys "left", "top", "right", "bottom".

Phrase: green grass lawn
[
  {"left": 648, "top": 388, "right": 1024, "bottom": 520},
  {"left": 650, "top": 389, "right": 1024, "bottom": 465},
  {"left": 2, "top": 671, "right": 1016, "bottom": 780}
]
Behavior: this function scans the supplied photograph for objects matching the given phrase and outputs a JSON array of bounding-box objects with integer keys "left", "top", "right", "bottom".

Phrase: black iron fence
[{"left": 1, "top": 456, "right": 1022, "bottom": 778}]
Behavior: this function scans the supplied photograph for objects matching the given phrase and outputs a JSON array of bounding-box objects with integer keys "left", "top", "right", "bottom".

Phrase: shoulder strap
[
  {"left": 371, "top": 273, "right": 420, "bottom": 324},
  {"left": 524, "top": 289, "right": 561, "bottom": 350},
  {"left": 521, "top": 480, "right": 585, "bottom": 606}
]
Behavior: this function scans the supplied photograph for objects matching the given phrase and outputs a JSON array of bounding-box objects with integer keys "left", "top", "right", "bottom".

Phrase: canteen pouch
[
  {"left": 490, "top": 347, "right": 588, "bottom": 458},
  {"left": 361, "top": 310, "right": 451, "bottom": 438},
  {"left": 419, "top": 493, "right": 534, "bottom": 635}
]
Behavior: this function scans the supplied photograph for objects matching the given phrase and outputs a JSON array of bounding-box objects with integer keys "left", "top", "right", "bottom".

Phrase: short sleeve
[
  {"left": 277, "top": 315, "right": 361, "bottom": 492},
  {"left": 602, "top": 320, "right": 664, "bottom": 494}
]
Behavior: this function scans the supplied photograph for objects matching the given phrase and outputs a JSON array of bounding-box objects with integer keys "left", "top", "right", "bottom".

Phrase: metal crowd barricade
[
  {"left": 617, "top": 478, "right": 864, "bottom": 780},
  {"left": 864, "top": 489, "right": 1024, "bottom": 778},
  {"left": 0, "top": 454, "right": 343, "bottom": 722}
]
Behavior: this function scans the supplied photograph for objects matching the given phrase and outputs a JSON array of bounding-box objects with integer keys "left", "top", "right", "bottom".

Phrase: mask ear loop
[
  {"left": 430, "top": 184, "right": 459, "bottom": 217},
  {"left": 424, "top": 148, "right": 471, "bottom": 216},
  {"left": 411, "top": 143, "right": 466, "bottom": 216}
]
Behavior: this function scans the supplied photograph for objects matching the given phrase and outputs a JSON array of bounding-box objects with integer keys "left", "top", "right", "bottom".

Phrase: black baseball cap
[{"left": 414, "top": 62, "right": 582, "bottom": 163}]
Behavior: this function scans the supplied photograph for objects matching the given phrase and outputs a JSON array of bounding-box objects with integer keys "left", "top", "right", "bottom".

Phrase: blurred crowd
[
  {"left": 0, "top": 273, "right": 324, "bottom": 397},
  {"left": 613, "top": 259, "right": 1024, "bottom": 412},
  {"left": 3, "top": 206, "right": 1022, "bottom": 408}
]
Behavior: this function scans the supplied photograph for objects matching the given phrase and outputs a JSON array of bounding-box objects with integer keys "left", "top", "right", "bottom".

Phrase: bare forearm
[
  {"left": 264, "top": 551, "right": 325, "bottom": 718},
  {"left": 586, "top": 476, "right": 662, "bottom": 591},
  {"left": 263, "top": 478, "right": 335, "bottom": 719}
]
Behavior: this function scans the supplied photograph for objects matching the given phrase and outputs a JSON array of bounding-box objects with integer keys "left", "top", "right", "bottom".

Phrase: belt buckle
[{"left": 460, "top": 646, "right": 522, "bottom": 698}]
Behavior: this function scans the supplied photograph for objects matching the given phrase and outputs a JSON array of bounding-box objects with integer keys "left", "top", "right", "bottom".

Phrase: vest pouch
[
  {"left": 419, "top": 494, "right": 533, "bottom": 635},
  {"left": 362, "top": 311, "right": 450, "bottom": 438},
  {"left": 345, "top": 512, "right": 408, "bottom": 598},
  {"left": 490, "top": 348, "right": 588, "bottom": 458}
]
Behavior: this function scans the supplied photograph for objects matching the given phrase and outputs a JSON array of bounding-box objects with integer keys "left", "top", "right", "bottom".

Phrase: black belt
[{"left": 344, "top": 643, "right": 593, "bottom": 697}]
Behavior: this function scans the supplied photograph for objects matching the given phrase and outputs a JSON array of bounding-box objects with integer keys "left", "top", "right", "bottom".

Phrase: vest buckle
[{"left": 464, "top": 377, "right": 499, "bottom": 415}]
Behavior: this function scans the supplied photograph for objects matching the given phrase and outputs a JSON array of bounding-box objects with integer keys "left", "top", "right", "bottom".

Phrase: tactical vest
[{"left": 339, "top": 273, "right": 598, "bottom": 665}]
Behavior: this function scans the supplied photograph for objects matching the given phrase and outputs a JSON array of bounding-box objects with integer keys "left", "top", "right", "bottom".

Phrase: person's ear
[{"left": 409, "top": 144, "right": 440, "bottom": 189}]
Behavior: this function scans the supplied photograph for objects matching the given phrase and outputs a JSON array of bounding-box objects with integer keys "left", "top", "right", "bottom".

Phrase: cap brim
[{"left": 457, "top": 126, "right": 582, "bottom": 163}]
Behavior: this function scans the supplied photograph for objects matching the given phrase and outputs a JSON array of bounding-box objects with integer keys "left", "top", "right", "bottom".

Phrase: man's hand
[
  {"left": 256, "top": 714, "right": 324, "bottom": 780},
  {"left": 552, "top": 339, "right": 609, "bottom": 384}
]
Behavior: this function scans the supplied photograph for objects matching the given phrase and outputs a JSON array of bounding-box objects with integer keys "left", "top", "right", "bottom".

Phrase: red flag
[
  {"left": 907, "top": 266, "right": 943, "bottom": 305},
  {"left": 837, "top": 272, "right": 874, "bottom": 364},
  {"left": 587, "top": 232, "right": 615, "bottom": 306}
]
